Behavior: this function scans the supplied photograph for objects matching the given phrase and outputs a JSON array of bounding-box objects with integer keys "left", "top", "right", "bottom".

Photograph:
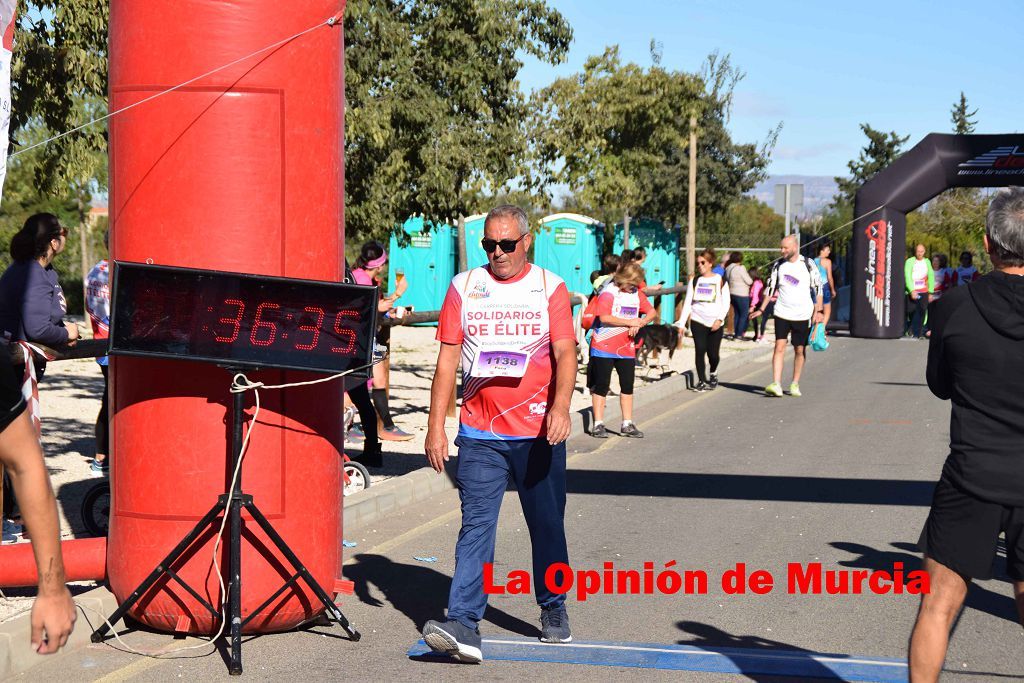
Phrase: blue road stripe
[{"left": 408, "top": 636, "right": 908, "bottom": 682}]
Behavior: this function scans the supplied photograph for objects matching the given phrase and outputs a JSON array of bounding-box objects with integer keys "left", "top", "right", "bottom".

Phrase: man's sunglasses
[{"left": 481, "top": 234, "right": 527, "bottom": 254}]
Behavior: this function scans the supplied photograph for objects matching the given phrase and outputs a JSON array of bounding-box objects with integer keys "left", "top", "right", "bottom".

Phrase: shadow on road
[
  {"left": 345, "top": 553, "right": 540, "bottom": 638},
  {"left": 676, "top": 620, "right": 843, "bottom": 682},
  {"left": 718, "top": 381, "right": 764, "bottom": 395},
  {"left": 566, "top": 471, "right": 936, "bottom": 506},
  {"left": 831, "top": 540, "right": 1021, "bottom": 625}
]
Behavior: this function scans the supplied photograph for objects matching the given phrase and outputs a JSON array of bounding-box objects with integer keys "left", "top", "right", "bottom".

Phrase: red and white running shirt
[
  {"left": 590, "top": 283, "right": 653, "bottom": 359},
  {"left": 437, "top": 264, "right": 575, "bottom": 440}
]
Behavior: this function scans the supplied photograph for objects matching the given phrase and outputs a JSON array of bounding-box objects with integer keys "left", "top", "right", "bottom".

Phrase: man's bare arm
[
  {"left": 0, "top": 412, "right": 75, "bottom": 653},
  {"left": 546, "top": 338, "right": 577, "bottom": 445},
  {"left": 425, "top": 342, "right": 461, "bottom": 472}
]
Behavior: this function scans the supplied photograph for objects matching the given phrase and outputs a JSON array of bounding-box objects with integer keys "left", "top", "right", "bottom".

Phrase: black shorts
[
  {"left": 918, "top": 473, "right": 1024, "bottom": 580},
  {"left": 0, "top": 361, "right": 25, "bottom": 434},
  {"left": 587, "top": 356, "right": 635, "bottom": 397},
  {"left": 773, "top": 317, "right": 810, "bottom": 346}
]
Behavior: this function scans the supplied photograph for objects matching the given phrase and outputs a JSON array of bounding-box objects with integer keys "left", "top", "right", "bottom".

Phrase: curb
[
  {"left": 343, "top": 343, "right": 773, "bottom": 531},
  {"left": 0, "top": 585, "right": 122, "bottom": 680}
]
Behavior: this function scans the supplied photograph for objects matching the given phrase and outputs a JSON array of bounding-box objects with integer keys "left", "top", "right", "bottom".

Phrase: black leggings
[
  {"left": 348, "top": 382, "right": 379, "bottom": 445},
  {"left": 96, "top": 365, "right": 109, "bottom": 457},
  {"left": 753, "top": 302, "right": 772, "bottom": 338},
  {"left": 588, "top": 356, "right": 635, "bottom": 397},
  {"left": 690, "top": 321, "right": 723, "bottom": 384}
]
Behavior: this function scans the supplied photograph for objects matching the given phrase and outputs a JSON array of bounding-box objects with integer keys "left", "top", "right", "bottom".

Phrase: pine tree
[
  {"left": 950, "top": 92, "right": 978, "bottom": 135},
  {"left": 833, "top": 124, "right": 909, "bottom": 206}
]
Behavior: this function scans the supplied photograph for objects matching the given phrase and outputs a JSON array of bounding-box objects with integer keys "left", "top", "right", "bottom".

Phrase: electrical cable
[{"left": 9, "top": 12, "right": 343, "bottom": 161}]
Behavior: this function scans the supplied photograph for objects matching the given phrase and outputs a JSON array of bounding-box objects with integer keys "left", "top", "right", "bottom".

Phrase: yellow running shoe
[
  {"left": 764, "top": 382, "right": 784, "bottom": 397},
  {"left": 789, "top": 382, "right": 802, "bottom": 397}
]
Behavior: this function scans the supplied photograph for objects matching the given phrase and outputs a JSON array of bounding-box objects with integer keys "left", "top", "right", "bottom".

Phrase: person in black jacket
[
  {"left": 909, "top": 187, "right": 1024, "bottom": 682},
  {"left": 0, "top": 214, "right": 79, "bottom": 524},
  {"left": 0, "top": 213, "right": 80, "bottom": 353}
]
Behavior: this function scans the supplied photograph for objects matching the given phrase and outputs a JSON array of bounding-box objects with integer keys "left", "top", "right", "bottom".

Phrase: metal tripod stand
[{"left": 90, "top": 376, "right": 360, "bottom": 674}]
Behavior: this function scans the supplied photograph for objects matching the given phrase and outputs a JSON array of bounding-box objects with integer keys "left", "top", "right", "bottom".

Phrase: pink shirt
[{"left": 749, "top": 280, "right": 765, "bottom": 308}]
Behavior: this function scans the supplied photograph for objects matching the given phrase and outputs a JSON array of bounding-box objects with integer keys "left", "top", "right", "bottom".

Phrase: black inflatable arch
[{"left": 850, "top": 133, "right": 1024, "bottom": 338}]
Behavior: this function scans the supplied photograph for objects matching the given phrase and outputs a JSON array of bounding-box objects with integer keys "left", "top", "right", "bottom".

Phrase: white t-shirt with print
[{"left": 772, "top": 259, "right": 814, "bottom": 321}]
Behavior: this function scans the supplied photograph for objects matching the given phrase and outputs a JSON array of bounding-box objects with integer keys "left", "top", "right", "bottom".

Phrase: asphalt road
[{"left": 18, "top": 337, "right": 1024, "bottom": 681}]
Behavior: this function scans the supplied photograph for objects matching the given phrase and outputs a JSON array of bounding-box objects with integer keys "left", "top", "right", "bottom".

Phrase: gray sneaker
[
  {"left": 423, "top": 619, "right": 483, "bottom": 663},
  {"left": 620, "top": 423, "right": 644, "bottom": 438},
  {"left": 540, "top": 605, "right": 572, "bottom": 643},
  {"left": 590, "top": 423, "right": 609, "bottom": 439}
]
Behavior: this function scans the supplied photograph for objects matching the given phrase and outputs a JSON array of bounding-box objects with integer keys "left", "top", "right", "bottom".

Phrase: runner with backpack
[{"left": 750, "top": 236, "right": 824, "bottom": 397}]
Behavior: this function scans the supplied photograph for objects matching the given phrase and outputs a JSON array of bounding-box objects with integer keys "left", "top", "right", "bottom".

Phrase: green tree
[
  {"left": 833, "top": 124, "right": 909, "bottom": 206},
  {"left": 10, "top": 0, "right": 108, "bottom": 196},
  {"left": 950, "top": 92, "right": 978, "bottom": 135},
  {"left": 2, "top": 1, "right": 109, "bottom": 315},
  {"left": 907, "top": 93, "right": 985, "bottom": 261},
  {"left": 529, "top": 48, "right": 775, "bottom": 238},
  {"left": 343, "top": 0, "right": 571, "bottom": 243},
  {"left": 528, "top": 46, "right": 700, "bottom": 228}
]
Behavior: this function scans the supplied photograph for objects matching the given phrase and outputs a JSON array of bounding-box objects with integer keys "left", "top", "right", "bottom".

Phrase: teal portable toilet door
[
  {"left": 462, "top": 214, "right": 489, "bottom": 270},
  {"left": 614, "top": 218, "right": 680, "bottom": 324},
  {"left": 388, "top": 216, "right": 457, "bottom": 322},
  {"left": 535, "top": 213, "right": 603, "bottom": 299}
]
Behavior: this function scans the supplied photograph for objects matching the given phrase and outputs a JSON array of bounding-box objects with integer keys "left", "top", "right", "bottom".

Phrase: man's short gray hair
[
  {"left": 485, "top": 204, "right": 530, "bottom": 236},
  {"left": 986, "top": 187, "right": 1024, "bottom": 267}
]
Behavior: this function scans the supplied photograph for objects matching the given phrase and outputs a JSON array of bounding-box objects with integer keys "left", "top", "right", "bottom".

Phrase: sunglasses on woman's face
[
  {"left": 697, "top": 259, "right": 708, "bottom": 266},
  {"left": 481, "top": 234, "right": 526, "bottom": 254}
]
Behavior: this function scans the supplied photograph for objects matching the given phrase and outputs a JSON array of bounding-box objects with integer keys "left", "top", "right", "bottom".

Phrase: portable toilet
[
  {"left": 614, "top": 218, "right": 680, "bottom": 324},
  {"left": 462, "top": 213, "right": 489, "bottom": 270},
  {"left": 534, "top": 213, "right": 603, "bottom": 300},
  {"left": 387, "top": 216, "right": 457, "bottom": 322}
]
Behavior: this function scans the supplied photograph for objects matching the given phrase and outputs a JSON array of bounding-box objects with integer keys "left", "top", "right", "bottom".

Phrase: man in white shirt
[{"left": 751, "top": 236, "right": 824, "bottom": 397}]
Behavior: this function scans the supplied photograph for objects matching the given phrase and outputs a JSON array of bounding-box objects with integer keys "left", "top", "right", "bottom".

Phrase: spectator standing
[
  {"left": 904, "top": 243, "right": 935, "bottom": 339},
  {"left": 712, "top": 254, "right": 727, "bottom": 278},
  {"left": 676, "top": 249, "right": 730, "bottom": 392},
  {"left": 85, "top": 232, "right": 110, "bottom": 476},
  {"left": 591, "top": 253, "right": 620, "bottom": 293},
  {"left": 588, "top": 262, "right": 658, "bottom": 438},
  {"left": 748, "top": 267, "right": 767, "bottom": 342},
  {"left": 815, "top": 243, "right": 838, "bottom": 329},
  {"left": 930, "top": 253, "right": 953, "bottom": 300},
  {"left": 909, "top": 187, "right": 1024, "bottom": 681},
  {"left": 422, "top": 205, "right": 577, "bottom": 662},
  {"left": 0, "top": 214, "right": 79, "bottom": 533},
  {"left": 725, "top": 251, "right": 753, "bottom": 341},
  {"left": 751, "top": 236, "right": 824, "bottom": 397},
  {"left": 952, "top": 250, "right": 979, "bottom": 286},
  {"left": 351, "top": 241, "right": 412, "bottom": 442}
]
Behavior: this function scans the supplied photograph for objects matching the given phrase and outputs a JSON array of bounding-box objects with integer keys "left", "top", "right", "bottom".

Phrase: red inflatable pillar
[
  {"left": 0, "top": 538, "right": 106, "bottom": 588},
  {"left": 107, "top": 1, "right": 346, "bottom": 634}
]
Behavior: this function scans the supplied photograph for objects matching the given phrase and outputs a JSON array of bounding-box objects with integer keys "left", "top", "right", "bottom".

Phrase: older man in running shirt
[
  {"left": 422, "top": 205, "right": 577, "bottom": 663},
  {"left": 751, "top": 235, "right": 823, "bottom": 397}
]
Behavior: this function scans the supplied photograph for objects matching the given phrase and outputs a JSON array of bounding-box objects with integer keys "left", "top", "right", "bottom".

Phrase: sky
[{"left": 517, "top": 0, "right": 1022, "bottom": 178}]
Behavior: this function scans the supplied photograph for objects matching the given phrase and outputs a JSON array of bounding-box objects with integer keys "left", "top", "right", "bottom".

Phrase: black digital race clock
[{"left": 109, "top": 262, "right": 378, "bottom": 375}]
